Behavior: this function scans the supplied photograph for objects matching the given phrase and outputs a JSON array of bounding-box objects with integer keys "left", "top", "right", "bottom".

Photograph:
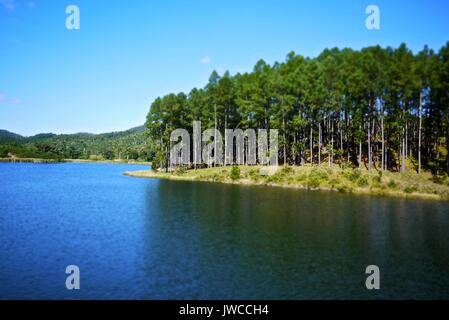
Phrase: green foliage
[
  {"left": 336, "top": 184, "right": 350, "bottom": 193},
  {"left": 343, "top": 169, "right": 361, "bottom": 182},
  {"left": 0, "top": 130, "right": 25, "bottom": 144},
  {"left": 89, "top": 155, "right": 104, "bottom": 161},
  {"left": 230, "top": 166, "right": 240, "bottom": 180},
  {"left": 357, "top": 176, "right": 369, "bottom": 187},
  {"left": 388, "top": 180, "right": 398, "bottom": 189},
  {"left": 281, "top": 166, "right": 294, "bottom": 175},
  {"left": 143, "top": 42, "right": 449, "bottom": 177},
  {"left": 0, "top": 126, "right": 149, "bottom": 161},
  {"left": 174, "top": 166, "right": 187, "bottom": 175},
  {"left": 248, "top": 168, "right": 260, "bottom": 181},
  {"left": 432, "top": 174, "right": 448, "bottom": 186},
  {"left": 266, "top": 168, "right": 292, "bottom": 184},
  {"left": 307, "top": 168, "right": 328, "bottom": 188},
  {"left": 404, "top": 185, "right": 419, "bottom": 193},
  {"left": 0, "top": 146, "right": 9, "bottom": 158},
  {"left": 372, "top": 174, "right": 382, "bottom": 184}
]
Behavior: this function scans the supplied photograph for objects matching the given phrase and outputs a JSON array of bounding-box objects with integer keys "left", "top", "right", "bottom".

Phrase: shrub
[
  {"left": 0, "top": 147, "right": 8, "bottom": 158},
  {"left": 295, "top": 173, "right": 307, "bottom": 183},
  {"left": 357, "top": 176, "right": 369, "bottom": 187},
  {"left": 89, "top": 154, "right": 104, "bottom": 161},
  {"left": 307, "top": 168, "right": 328, "bottom": 188},
  {"left": 432, "top": 174, "right": 447, "bottom": 185},
  {"left": 404, "top": 185, "right": 418, "bottom": 193},
  {"left": 341, "top": 162, "right": 356, "bottom": 170},
  {"left": 281, "top": 166, "right": 294, "bottom": 174},
  {"left": 173, "top": 166, "right": 187, "bottom": 175},
  {"left": 372, "top": 174, "right": 382, "bottom": 184},
  {"left": 329, "top": 178, "right": 339, "bottom": 188},
  {"left": 248, "top": 168, "right": 260, "bottom": 181},
  {"left": 337, "top": 184, "right": 349, "bottom": 193},
  {"left": 212, "top": 173, "right": 224, "bottom": 182},
  {"left": 388, "top": 180, "right": 398, "bottom": 189},
  {"left": 230, "top": 166, "right": 240, "bottom": 180},
  {"left": 343, "top": 168, "right": 361, "bottom": 182},
  {"left": 266, "top": 172, "right": 283, "bottom": 184}
]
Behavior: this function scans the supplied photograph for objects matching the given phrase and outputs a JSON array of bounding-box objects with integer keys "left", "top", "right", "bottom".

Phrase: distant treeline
[
  {"left": 0, "top": 126, "right": 151, "bottom": 161},
  {"left": 146, "top": 43, "right": 449, "bottom": 175}
]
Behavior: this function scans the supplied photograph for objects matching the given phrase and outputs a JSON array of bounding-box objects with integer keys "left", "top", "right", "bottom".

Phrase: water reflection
[
  {"left": 1, "top": 163, "right": 448, "bottom": 299},
  {"left": 141, "top": 180, "right": 449, "bottom": 299}
]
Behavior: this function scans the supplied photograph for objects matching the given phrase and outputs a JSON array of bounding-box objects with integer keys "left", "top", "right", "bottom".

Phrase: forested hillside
[
  {"left": 146, "top": 43, "right": 449, "bottom": 175},
  {"left": 0, "top": 126, "right": 150, "bottom": 161},
  {"left": 0, "top": 130, "right": 25, "bottom": 144}
]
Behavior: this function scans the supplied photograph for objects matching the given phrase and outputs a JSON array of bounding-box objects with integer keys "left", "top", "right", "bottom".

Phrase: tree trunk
[
  {"left": 283, "top": 112, "right": 287, "bottom": 166},
  {"left": 368, "top": 119, "right": 372, "bottom": 170},
  {"left": 224, "top": 107, "right": 227, "bottom": 166},
  {"left": 418, "top": 92, "right": 422, "bottom": 173},
  {"left": 310, "top": 124, "right": 313, "bottom": 165},
  {"left": 401, "top": 137, "right": 406, "bottom": 173},
  {"left": 405, "top": 122, "right": 408, "bottom": 160},
  {"left": 214, "top": 104, "right": 217, "bottom": 168},
  {"left": 447, "top": 115, "right": 449, "bottom": 175},
  {"left": 165, "top": 145, "right": 169, "bottom": 173},
  {"left": 436, "top": 138, "right": 440, "bottom": 174},
  {"left": 381, "top": 98, "right": 385, "bottom": 171},
  {"left": 358, "top": 140, "right": 362, "bottom": 169},
  {"left": 358, "top": 125, "right": 362, "bottom": 169},
  {"left": 318, "top": 121, "right": 321, "bottom": 166},
  {"left": 329, "top": 119, "right": 334, "bottom": 167},
  {"left": 340, "top": 118, "right": 343, "bottom": 163}
]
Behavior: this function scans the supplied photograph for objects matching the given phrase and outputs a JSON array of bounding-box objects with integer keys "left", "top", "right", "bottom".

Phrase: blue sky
[{"left": 1, "top": 0, "right": 449, "bottom": 136}]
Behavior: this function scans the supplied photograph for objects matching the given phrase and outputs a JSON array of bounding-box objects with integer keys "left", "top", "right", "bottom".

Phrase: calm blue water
[{"left": 1, "top": 162, "right": 449, "bottom": 299}]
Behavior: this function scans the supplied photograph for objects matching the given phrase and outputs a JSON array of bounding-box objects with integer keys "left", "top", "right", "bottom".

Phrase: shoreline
[
  {"left": 124, "top": 166, "right": 449, "bottom": 202},
  {"left": 0, "top": 157, "right": 151, "bottom": 165},
  {"left": 3, "top": 158, "right": 447, "bottom": 201}
]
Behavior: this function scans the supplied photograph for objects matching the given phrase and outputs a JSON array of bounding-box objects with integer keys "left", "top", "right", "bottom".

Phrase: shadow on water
[{"left": 139, "top": 179, "right": 449, "bottom": 299}]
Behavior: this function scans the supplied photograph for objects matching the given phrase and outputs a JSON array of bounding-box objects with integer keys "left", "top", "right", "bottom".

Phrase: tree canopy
[{"left": 146, "top": 42, "right": 449, "bottom": 175}]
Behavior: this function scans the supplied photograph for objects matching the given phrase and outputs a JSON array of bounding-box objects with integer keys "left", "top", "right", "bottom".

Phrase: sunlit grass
[{"left": 125, "top": 165, "right": 449, "bottom": 201}]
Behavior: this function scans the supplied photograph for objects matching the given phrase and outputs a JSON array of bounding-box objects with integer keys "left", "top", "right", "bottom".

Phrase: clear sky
[{"left": 1, "top": 0, "right": 449, "bottom": 136}]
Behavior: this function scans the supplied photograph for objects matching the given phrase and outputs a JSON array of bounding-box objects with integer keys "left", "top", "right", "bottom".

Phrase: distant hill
[
  {"left": 0, "top": 125, "right": 150, "bottom": 161},
  {"left": 0, "top": 129, "right": 25, "bottom": 144}
]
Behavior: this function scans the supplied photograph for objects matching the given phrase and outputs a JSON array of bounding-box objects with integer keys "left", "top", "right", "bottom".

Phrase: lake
[{"left": 0, "top": 162, "right": 448, "bottom": 299}]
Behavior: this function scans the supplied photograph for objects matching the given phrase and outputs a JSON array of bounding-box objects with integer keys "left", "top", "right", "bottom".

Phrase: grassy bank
[
  {"left": 0, "top": 157, "right": 64, "bottom": 164},
  {"left": 64, "top": 159, "right": 151, "bottom": 165},
  {"left": 124, "top": 165, "right": 449, "bottom": 201},
  {"left": 0, "top": 157, "right": 151, "bottom": 165}
]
